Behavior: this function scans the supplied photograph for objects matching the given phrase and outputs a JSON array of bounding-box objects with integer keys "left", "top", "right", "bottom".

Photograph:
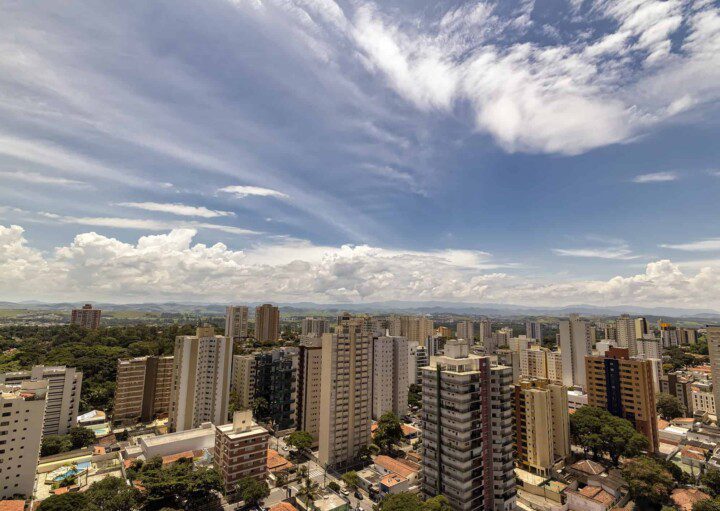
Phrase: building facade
[
  {"left": 615, "top": 314, "right": 638, "bottom": 356},
  {"left": 526, "top": 321, "right": 542, "bottom": 341},
  {"left": 297, "top": 337, "right": 323, "bottom": 447},
  {"left": 456, "top": 321, "right": 475, "bottom": 341},
  {"left": 114, "top": 355, "right": 174, "bottom": 424},
  {"left": 709, "top": 326, "right": 720, "bottom": 417},
  {"left": 70, "top": 303, "right": 101, "bottom": 329},
  {"left": 400, "top": 316, "right": 434, "bottom": 346},
  {"left": 372, "top": 336, "right": 409, "bottom": 419},
  {"left": 301, "top": 317, "right": 330, "bottom": 337},
  {"left": 255, "top": 304, "right": 280, "bottom": 343},
  {"left": 559, "top": 314, "right": 592, "bottom": 388},
  {"left": 225, "top": 305, "right": 249, "bottom": 340},
  {"left": 215, "top": 410, "right": 269, "bottom": 495}
]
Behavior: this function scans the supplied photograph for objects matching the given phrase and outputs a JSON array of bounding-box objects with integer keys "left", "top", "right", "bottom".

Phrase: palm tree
[
  {"left": 297, "top": 477, "right": 320, "bottom": 510},
  {"left": 296, "top": 465, "right": 309, "bottom": 480}
]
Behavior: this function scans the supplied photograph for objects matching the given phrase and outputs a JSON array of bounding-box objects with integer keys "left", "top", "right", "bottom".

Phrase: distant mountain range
[{"left": 2, "top": 300, "right": 719, "bottom": 320}]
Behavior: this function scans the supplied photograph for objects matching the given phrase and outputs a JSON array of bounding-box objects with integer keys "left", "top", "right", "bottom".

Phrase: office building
[
  {"left": 225, "top": 305, "right": 249, "bottom": 340},
  {"left": 169, "top": 326, "right": 233, "bottom": 432},
  {"left": 585, "top": 348, "right": 659, "bottom": 452},
  {"left": 70, "top": 303, "right": 101, "bottom": 329},
  {"left": 297, "top": 337, "right": 323, "bottom": 447},
  {"left": 421, "top": 340, "right": 516, "bottom": 511},
  {"left": 255, "top": 304, "right": 280, "bottom": 343},
  {"left": 514, "top": 379, "right": 570, "bottom": 475},
  {"left": 615, "top": 314, "right": 638, "bottom": 356},
  {"left": 0, "top": 381, "right": 47, "bottom": 499},
  {"left": 0, "top": 365, "right": 82, "bottom": 436},
  {"left": 114, "top": 355, "right": 174, "bottom": 424},
  {"left": 318, "top": 325, "right": 373, "bottom": 468},
  {"left": 301, "top": 317, "right": 330, "bottom": 337},
  {"left": 456, "top": 321, "right": 474, "bottom": 341},
  {"left": 526, "top": 321, "right": 542, "bottom": 341},
  {"left": 401, "top": 316, "right": 434, "bottom": 346},
  {"left": 215, "top": 410, "right": 269, "bottom": 494},
  {"left": 559, "top": 314, "right": 592, "bottom": 388},
  {"left": 372, "top": 336, "right": 409, "bottom": 419}
]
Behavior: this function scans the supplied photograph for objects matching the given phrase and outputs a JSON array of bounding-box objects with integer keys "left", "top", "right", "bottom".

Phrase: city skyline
[{"left": 2, "top": 0, "right": 720, "bottom": 307}]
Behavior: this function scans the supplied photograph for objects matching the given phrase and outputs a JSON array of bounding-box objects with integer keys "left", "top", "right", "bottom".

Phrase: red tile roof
[
  {"left": 0, "top": 501, "right": 25, "bottom": 511},
  {"left": 267, "top": 449, "right": 293, "bottom": 473},
  {"left": 578, "top": 486, "right": 616, "bottom": 506},
  {"left": 672, "top": 488, "right": 711, "bottom": 511},
  {"left": 269, "top": 504, "right": 298, "bottom": 511},
  {"left": 374, "top": 455, "right": 419, "bottom": 479}
]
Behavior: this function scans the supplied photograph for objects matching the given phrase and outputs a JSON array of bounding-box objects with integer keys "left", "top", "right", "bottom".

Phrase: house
[
  {"left": 267, "top": 449, "right": 294, "bottom": 474},
  {"left": 373, "top": 455, "right": 420, "bottom": 484},
  {"left": 671, "top": 488, "right": 711, "bottom": 511},
  {"left": 379, "top": 473, "right": 410, "bottom": 495},
  {"left": 566, "top": 486, "right": 617, "bottom": 511},
  {"left": 269, "top": 503, "right": 299, "bottom": 511}
]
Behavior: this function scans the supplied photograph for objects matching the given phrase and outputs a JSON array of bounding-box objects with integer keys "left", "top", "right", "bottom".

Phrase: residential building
[
  {"left": 661, "top": 323, "right": 679, "bottom": 348},
  {"left": 372, "top": 336, "right": 409, "bottom": 419},
  {"left": 559, "top": 314, "right": 592, "bottom": 388},
  {"left": 660, "top": 371, "right": 695, "bottom": 417},
  {"left": 567, "top": 389, "right": 588, "bottom": 411},
  {"left": 0, "top": 381, "right": 48, "bottom": 499},
  {"left": 519, "top": 346, "right": 548, "bottom": 380},
  {"left": 401, "top": 316, "right": 434, "bottom": 346},
  {"left": 225, "top": 305, "right": 249, "bottom": 340},
  {"left": 547, "top": 351, "right": 563, "bottom": 384},
  {"left": 709, "top": 326, "right": 720, "bottom": 417},
  {"left": 636, "top": 338, "right": 661, "bottom": 359},
  {"left": 635, "top": 318, "right": 649, "bottom": 339},
  {"left": 456, "top": 321, "right": 474, "bottom": 341},
  {"left": 513, "top": 379, "right": 570, "bottom": 475},
  {"left": 114, "top": 355, "right": 174, "bottom": 424},
  {"left": 436, "top": 326, "right": 453, "bottom": 339},
  {"left": 0, "top": 365, "right": 82, "bottom": 436},
  {"left": 415, "top": 346, "right": 428, "bottom": 385},
  {"left": 408, "top": 340, "right": 419, "bottom": 385},
  {"left": 255, "top": 304, "right": 280, "bottom": 343},
  {"left": 318, "top": 325, "right": 373, "bottom": 468},
  {"left": 215, "top": 410, "right": 269, "bottom": 494},
  {"left": 169, "top": 326, "right": 233, "bottom": 432},
  {"left": 509, "top": 335, "right": 538, "bottom": 352},
  {"left": 495, "top": 349, "right": 521, "bottom": 384},
  {"left": 691, "top": 381, "right": 716, "bottom": 416},
  {"left": 232, "top": 354, "right": 256, "bottom": 410},
  {"left": 678, "top": 328, "right": 698, "bottom": 345},
  {"left": 297, "top": 337, "right": 323, "bottom": 447},
  {"left": 526, "top": 321, "right": 542, "bottom": 341},
  {"left": 478, "top": 319, "right": 492, "bottom": 345},
  {"left": 70, "top": 303, "right": 101, "bottom": 329},
  {"left": 585, "top": 348, "right": 659, "bottom": 452},
  {"left": 301, "top": 317, "right": 330, "bottom": 337},
  {"left": 615, "top": 314, "right": 637, "bottom": 356},
  {"left": 421, "top": 339, "right": 516, "bottom": 511}
]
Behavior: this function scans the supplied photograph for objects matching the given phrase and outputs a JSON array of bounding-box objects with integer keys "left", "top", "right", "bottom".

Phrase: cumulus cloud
[
  {"left": 3, "top": 224, "right": 720, "bottom": 308},
  {"left": 632, "top": 171, "right": 679, "bottom": 183},
  {"left": 116, "top": 202, "right": 234, "bottom": 218}
]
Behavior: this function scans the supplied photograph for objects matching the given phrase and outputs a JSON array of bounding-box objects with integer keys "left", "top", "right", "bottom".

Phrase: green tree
[
  {"left": 408, "top": 384, "right": 422, "bottom": 408},
  {"left": 69, "top": 427, "right": 97, "bottom": 449},
  {"left": 41, "top": 435, "right": 73, "bottom": 456},
  {"left": 84, "top": 476, "right": 141, "bottom": 511},
  {"left": 374, "top": 412, "right": 404, "bottom": 454},
  {"left": 341, "top": 471, "right": 360, "bottom": 491},
  {"left": 235, "top": 477, "right": 270, "bottom": 506},
  {"left": 693, "top": 499, "right": 720, "bottom": 511},
  {"left": 252, "top": 397, "right": 270, "bottom": 420},
  {"left": 378, "top": 493, "right": 423, "bottom": 511},
  {"left": 656, "top": 393, "right": 686, "bottom": 420},
  {"left": 37, "top": 493, "right": 88, "bottom": 511},
  {"left": 570, "top": 406, "right": 649, "bottom": 464},
  {"left": 327, "top": 481, "right": 341, "bottom": 492},
  {"left": 297, "top": 477, "right": 321, "bottom": 509},
  {"left": 137, "top": 456, "right": 222, "bottom": 510},
  {"left": 286, "top": 430, "right": 313, "bottom": 453},
  {"left": 622, "top": 457, "right": 675, "bottom": 510},
  {"left": 423, "top": 496, "right": 453, "bottom": 511},
  {"left": 702, "top": 468, "right": 720, "bottom": 497}
]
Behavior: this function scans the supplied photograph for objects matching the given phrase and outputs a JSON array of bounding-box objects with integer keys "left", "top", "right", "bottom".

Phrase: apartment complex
[
  {"left": 297, "top": 337, "right": 323, "bottom": 447},
  {"left": 436, "top": 326, "right": 453, "bottom": 339},
  {"left": 585, "top": 348, "right": 659, "bottom": 453},
  {"left": 70, "top": 303, "right": 101, "bottom": 329},
  {"left": 169, "top": 326, "right": 233, "bottom": 432},
  {"left": 526, "top": 321, "right": 542, "bottom": 340},
  {"left": 707, "top": 326, "right": 720, "bottom": 414},
  {"left": 478, "top": 319, "right": 492, "bottom": 345},
  {"left": 513, "top": 379, "right": 570, "bottom": 475},
  {"left": 255, "top": 304, "right": 280, "bottom": 343},
  {"left": 318, "top": 324, "right": 373, "bottom": 468},
  {"left": 660, "top": 371, "right": 695, "bottom": 417},
  {"left": 0, "top": 365, "right": 82, "bottom": 436},
  {"left": 215, "top": 410, "right": 269, "bottom": 494},
  {"left": 456, "top": 321, "right": 474, "bottom": 341},
  {"left": 0, "top": 381, "right": 47, "bottom": 499},
  {"left": 225, "top": 305, "right": 249, "bottom": 340},
  {"left": 421, "top": 340, "right": 516, "bottom": 511},
  {"left": 301, "top": 317, "right": 330, "bottom": 337},
  {"left": 114, "top": 356, "right": 174, "bottom": 424},
  {"left": 400, "top": 316, "right": 434, "bottom": 346},
  {"left": 559, "top": 314, "right": 592, "bottom": 388},
  {"left": 372, "top": 335, "right": 409, "bottom": 419}
]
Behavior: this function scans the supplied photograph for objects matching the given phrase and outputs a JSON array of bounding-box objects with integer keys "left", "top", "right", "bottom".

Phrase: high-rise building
[
  {"left": 415, "top": 346, "right": 428, "bottom": 385},
  {"left": 0, "top": 380, "right": 48, "bottom": 499},
  {"left": 372, "top": 336, "right": 409, "bottom": 419},
  {"left": 215, "top": 410, "right": 269, "bottom": 495},
  {"left": 255, "top": 304, "right": 280, "bottom": 343},
  {"left": 489, "top": 327, "right": 512, "bottom": 354},
  {"left": 436, "top": 326, "right": 453, "bottom": 339},
  {"left": 0, "top": 365, "right": 82, "bottom": 436},
  {"left": 407, "top": 340, "right": 420, "bottom": 386},
  {"left": 421, "top": 340, "right": 516, "bottom": 511},
  {"left": 225, "top": 306, "right": 249, "bottom": 340},
  {"left": 677, "top": 328, "right": 698, "bottom": 345},
  {"left": 520, "top": 346, "right": 548, "bottom": 380},
  {"left": 585, "top": 348, "right": 659, "bottom": 452},
  {"left": 559, "top": 314, "right": 592, "bottom": 388},
  {"left": 169, "top": 326, "right": 233, "bottom": 432},
  {"left": 509, "top": 335, "right": 538, "bottom": 352},
  {"left": 70, "top": 303, "right": 101, "bottom": 329},
  {"left": 635, "top": 338, "right": 661, "bottom": 359},
  {"left": 526, "top": 321, "right": 542, "bottom": 341},
  {"left": 478, "top": 319, "right": 492, "bottom": 345},
  {"left": 660, "top": 323, "right": 679, "bottom": 348},
  {"left": 546, "top": 351, "right": 563, "bottom": 384},
  {"left": 514, "top": 379, "right": 570, "bottom": 475},
  {"left": 615, "top": 314, "right": 638, "bottom": 356},
  {"left": 114, "top": 356, "right": 174, "bottom": 424},
  {"left": 456, "top": 321, "right": 474, "bottom": 341},
  {"left": 400, "top": 316, "right": 434, "bottom": 346},
  {"left": 660, "top": 371, "right": 694, "bottom": 417},
  {"left": 706, "top": 326, "right": 720, "bottom": 420},
  {"left": 297, "top": 337, "right": 323, "bottom": 447},
  {"left": 318, "top": 325, "right": 373, "bottom": 468},
  {"left": 635, "top": 318, "right": 649, "bottom": 339},
  {"left": 231, "top": 354, "right": 256, "bottom": 410},
  {"left": 301, "top": 317, "right": 330, "bottom": 337}
]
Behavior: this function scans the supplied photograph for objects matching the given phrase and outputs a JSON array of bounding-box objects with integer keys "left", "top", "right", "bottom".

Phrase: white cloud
[
  {"left": 38, "top": 214, "right": 261, "bottom": 235},
  {"left": 552, "top": 246, "right": 639, "bottom": 260},
  {"left": 661, "top": 239, "right": 720, "bottom": 251},
  {"left": 632, "top": 171, "right": 678, "bottom": 183},
  {"left": 116, "top": 202, "right": 234, "bottom": 218},
  {"left": 0, "top": 170, "right": 88, "bottom": 188},
  {"left": 218, "top": 185, "right": 289, "bottom": 199}
]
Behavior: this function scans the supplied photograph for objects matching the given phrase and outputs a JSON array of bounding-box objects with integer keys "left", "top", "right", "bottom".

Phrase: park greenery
[{"left": 570, "top": 406, "right": 649, "bottom": 465}]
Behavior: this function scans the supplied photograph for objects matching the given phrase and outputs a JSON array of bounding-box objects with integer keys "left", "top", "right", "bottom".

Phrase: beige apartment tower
[
  {"left": 255, "top": 304, "right": 280, "bottom": 342},
  {"left": 225, "top": 305, "right": 249, "bottom": 340},
  {"left": 231, "top": 354, "right": 256, "bottom": 411},
  {"left": 372, "top": 336, "right": 409, "bottom": 419},
  {"left": 615, "top": 314, "right": 638, "bottom": 355},
  {"left": 114, "top": 355, "right": 174, "bottom": 424},
  {"left": 169, "top": 326, "right": 233, "bottom": 432},
  {"left": 400, "top": 316, "right": 434, "bottom": 346},
  {"left": 707, "top": 326, "right": 720, "bottom": 417},
  {"left": 70, "top": 303, "right": 101, "bottom": 329},
  {"left": 0, "top": 380, "right": 48, "bottom": 499},
  {"left": 319, "top": 325, "right": 373, "bottom": 468},
  {"left": 297, "top": 336, "right": 323, "bottom": 447}
]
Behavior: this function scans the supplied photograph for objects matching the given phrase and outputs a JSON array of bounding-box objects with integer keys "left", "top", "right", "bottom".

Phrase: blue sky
[{"left": 1, "top": 0, "right": 720, "bottom": 306}]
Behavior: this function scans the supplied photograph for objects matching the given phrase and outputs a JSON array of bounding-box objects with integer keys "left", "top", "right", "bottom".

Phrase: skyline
[{"left": 1, "top": 0, "right": 720, "bottom": 306}]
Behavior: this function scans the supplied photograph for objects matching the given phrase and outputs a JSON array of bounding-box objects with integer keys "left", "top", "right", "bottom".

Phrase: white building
[
  {"left": 509, "top": 335, "right": 538, "bottom": 352},
  {"left": 559, "top": 315, "right": 592, "bottom": 388},
  {"left": 616, "top": 314, "right": 638, "bottom": 355},
  {"left": 301, "top": 317, "right": 330, "bottom": 337},
  {"left": 526, "top": 321, "right": 542, "bottom": 341},
  {"left": 692, "top": 381, "right": 716, "bottom": 416},
  {"left": 225, "top": 305, "right": 249, "bottom": 340},
  {"left": 567, "top": 389, "right": 588, "bottom": 411}
]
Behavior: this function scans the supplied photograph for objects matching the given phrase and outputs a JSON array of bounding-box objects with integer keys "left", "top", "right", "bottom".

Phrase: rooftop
[
  {"left": 0, "top": 501, "right": 25, "bottom": 511},
  {"left": 380, "top": 473, "right": 407, "bottom": 488},
  {"left": 374, "top": 455, "right": 419, "bottom": 479},
  {"left": 576, "top": 486, "right": 616, "bottom": 506},
  {"left": 269, "top": 504, "right": 299, "bottom": 511},
  {"left": 672, "top": 488, "right": 711, "bottom": 511},
  {"left": 570, "top": 459, "right": 606, "bottom": 476}
]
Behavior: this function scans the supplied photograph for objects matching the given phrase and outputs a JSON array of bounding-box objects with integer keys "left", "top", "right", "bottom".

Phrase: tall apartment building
[
  {"left": 526, "top": 321, "right": 542, "bottom": 341},
  {"left": 0, "top": 365, "right": 82, "bottom": 436},
  {"left": 255, "top": 304, "right": 280, "bottom": 343},
  {"left": 297, "top": 337, "right": 323, "bottom": 447},
  {"left": 456, "top": 321, "right": 474, "bottom": 341},
  {"left": 225, "top": 305, "right": 249, "bottom": 340},
  {"left": 600, "top": 321, "right": 617, "bottom": 341},
  {"left": 678, "top": 328, "right": 698, "bottom": 345},
  {"left": 708, "top": 326, "right": 720, "bottom": 415},
  {"left": 509, "top": 335, "right": 538, "bottom": 352},
  {"left": 215, "top": 410, "right": 269, "bottom": 495},
  {"left": 372, "top": 336, "right": 409, "bottom": 419},
  {"left": 301, "top": 317, "right": 330, "bottom": 337},
  {"left": 478, "top": 319, "right": 492, "bottom": 345},
  {"left": 615, "top": 314, "right": 638, "bottom": 356},
  {"left": 660, "top": 371, "right": 694, "bottom": 417},
  {"left": 520, "top": 346, "right": 548, "bottom": 380},
  {"left": 489, "top": 327, "right": 512, "bottom": 354},
  {"left": 169, "top": 326, "right": 233, "bottom": 432},
  {"left": 660, "top": 323, "right": 679, "bottom": 348},
  {"left": 559, "top": 314, "right": 592, "bottom": 388},
  {"left": 635, "top": 318, "right": 649, "bottom": 339},
  {"left": 691, "top": 381, "right": 715, "bottom": 416},
  {"left": 546, "top": 351, "right": 563, "bottom": 384},
  {"left": 635, "top": 338, "right": 661, "bottom": 359},
  {"left": 70, "top": 303, "right": 101, "bottom": 329},
  {"left": 231, "top": 355, "right": 256, "bottom": 410},
  {"left": 436, "top": 326, "right": 453, "bottom": 339},
  {"left": 318, "top": 325, "right": 373, "bottom": 468},
  {"left": 415, "top": 346, "right": 428, "bottom": 385},
  {"left": 401, "top": 316, "right": 434, "bottom": 346},
  {"left": 514, "top": 379, "right": 570, "bottom": 476},
  {"left": 585, "top": 348, "right": 659, "bottom": 453},
  {"left": 0, "top": 380, "right": 48, "bottom": 499},
  {"left": 421, "top": 340, "right": 516, "bottom": 511},
  {"left": 114, "top": 356, "right": 174, "bottom": 424}
]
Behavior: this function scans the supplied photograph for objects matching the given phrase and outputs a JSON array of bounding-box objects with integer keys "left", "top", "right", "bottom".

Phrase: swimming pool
[{"left": 50, "top": 461, "right": 91, "bottom": 483}]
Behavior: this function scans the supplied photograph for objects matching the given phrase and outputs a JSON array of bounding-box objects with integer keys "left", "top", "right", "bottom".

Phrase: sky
[{"left": 1, "top": 0, "right": 720, "bottom": 307}]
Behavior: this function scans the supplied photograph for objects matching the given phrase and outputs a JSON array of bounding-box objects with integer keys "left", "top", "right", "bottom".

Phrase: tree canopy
[
  {"left": 656, "top": 393, "right": 686, "bottom": 420},
  {"left": 374, "top": 412, "right": 404, "bottom": 454},
  {"left": 570, "top": 406, "right": 649, "bottom": 464},
  {"left": 622, "top": 457, "right": 675, "bottom": 511},
  {"left": 378, "top": 494, "right": 452, "bottom": 511},
  {"left": 234, "top": 476, "right": 269, "bottom": 506},
  {"left": 702, "top": 469, "right": 720, "bottom": 497},
  {"left": 285, "top": 430, "right": 313, "bottom": 452}
]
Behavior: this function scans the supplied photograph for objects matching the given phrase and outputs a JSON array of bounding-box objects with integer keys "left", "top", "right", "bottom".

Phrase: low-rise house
[
  {"left": 566, "top": 486, "right": 617, "bottom": 511},
  {"left": 373, "top": 455, "right": 420, "bottom": 484},
  {"left": 671, "top": 488, "right": 711, "bottom": 511}
]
